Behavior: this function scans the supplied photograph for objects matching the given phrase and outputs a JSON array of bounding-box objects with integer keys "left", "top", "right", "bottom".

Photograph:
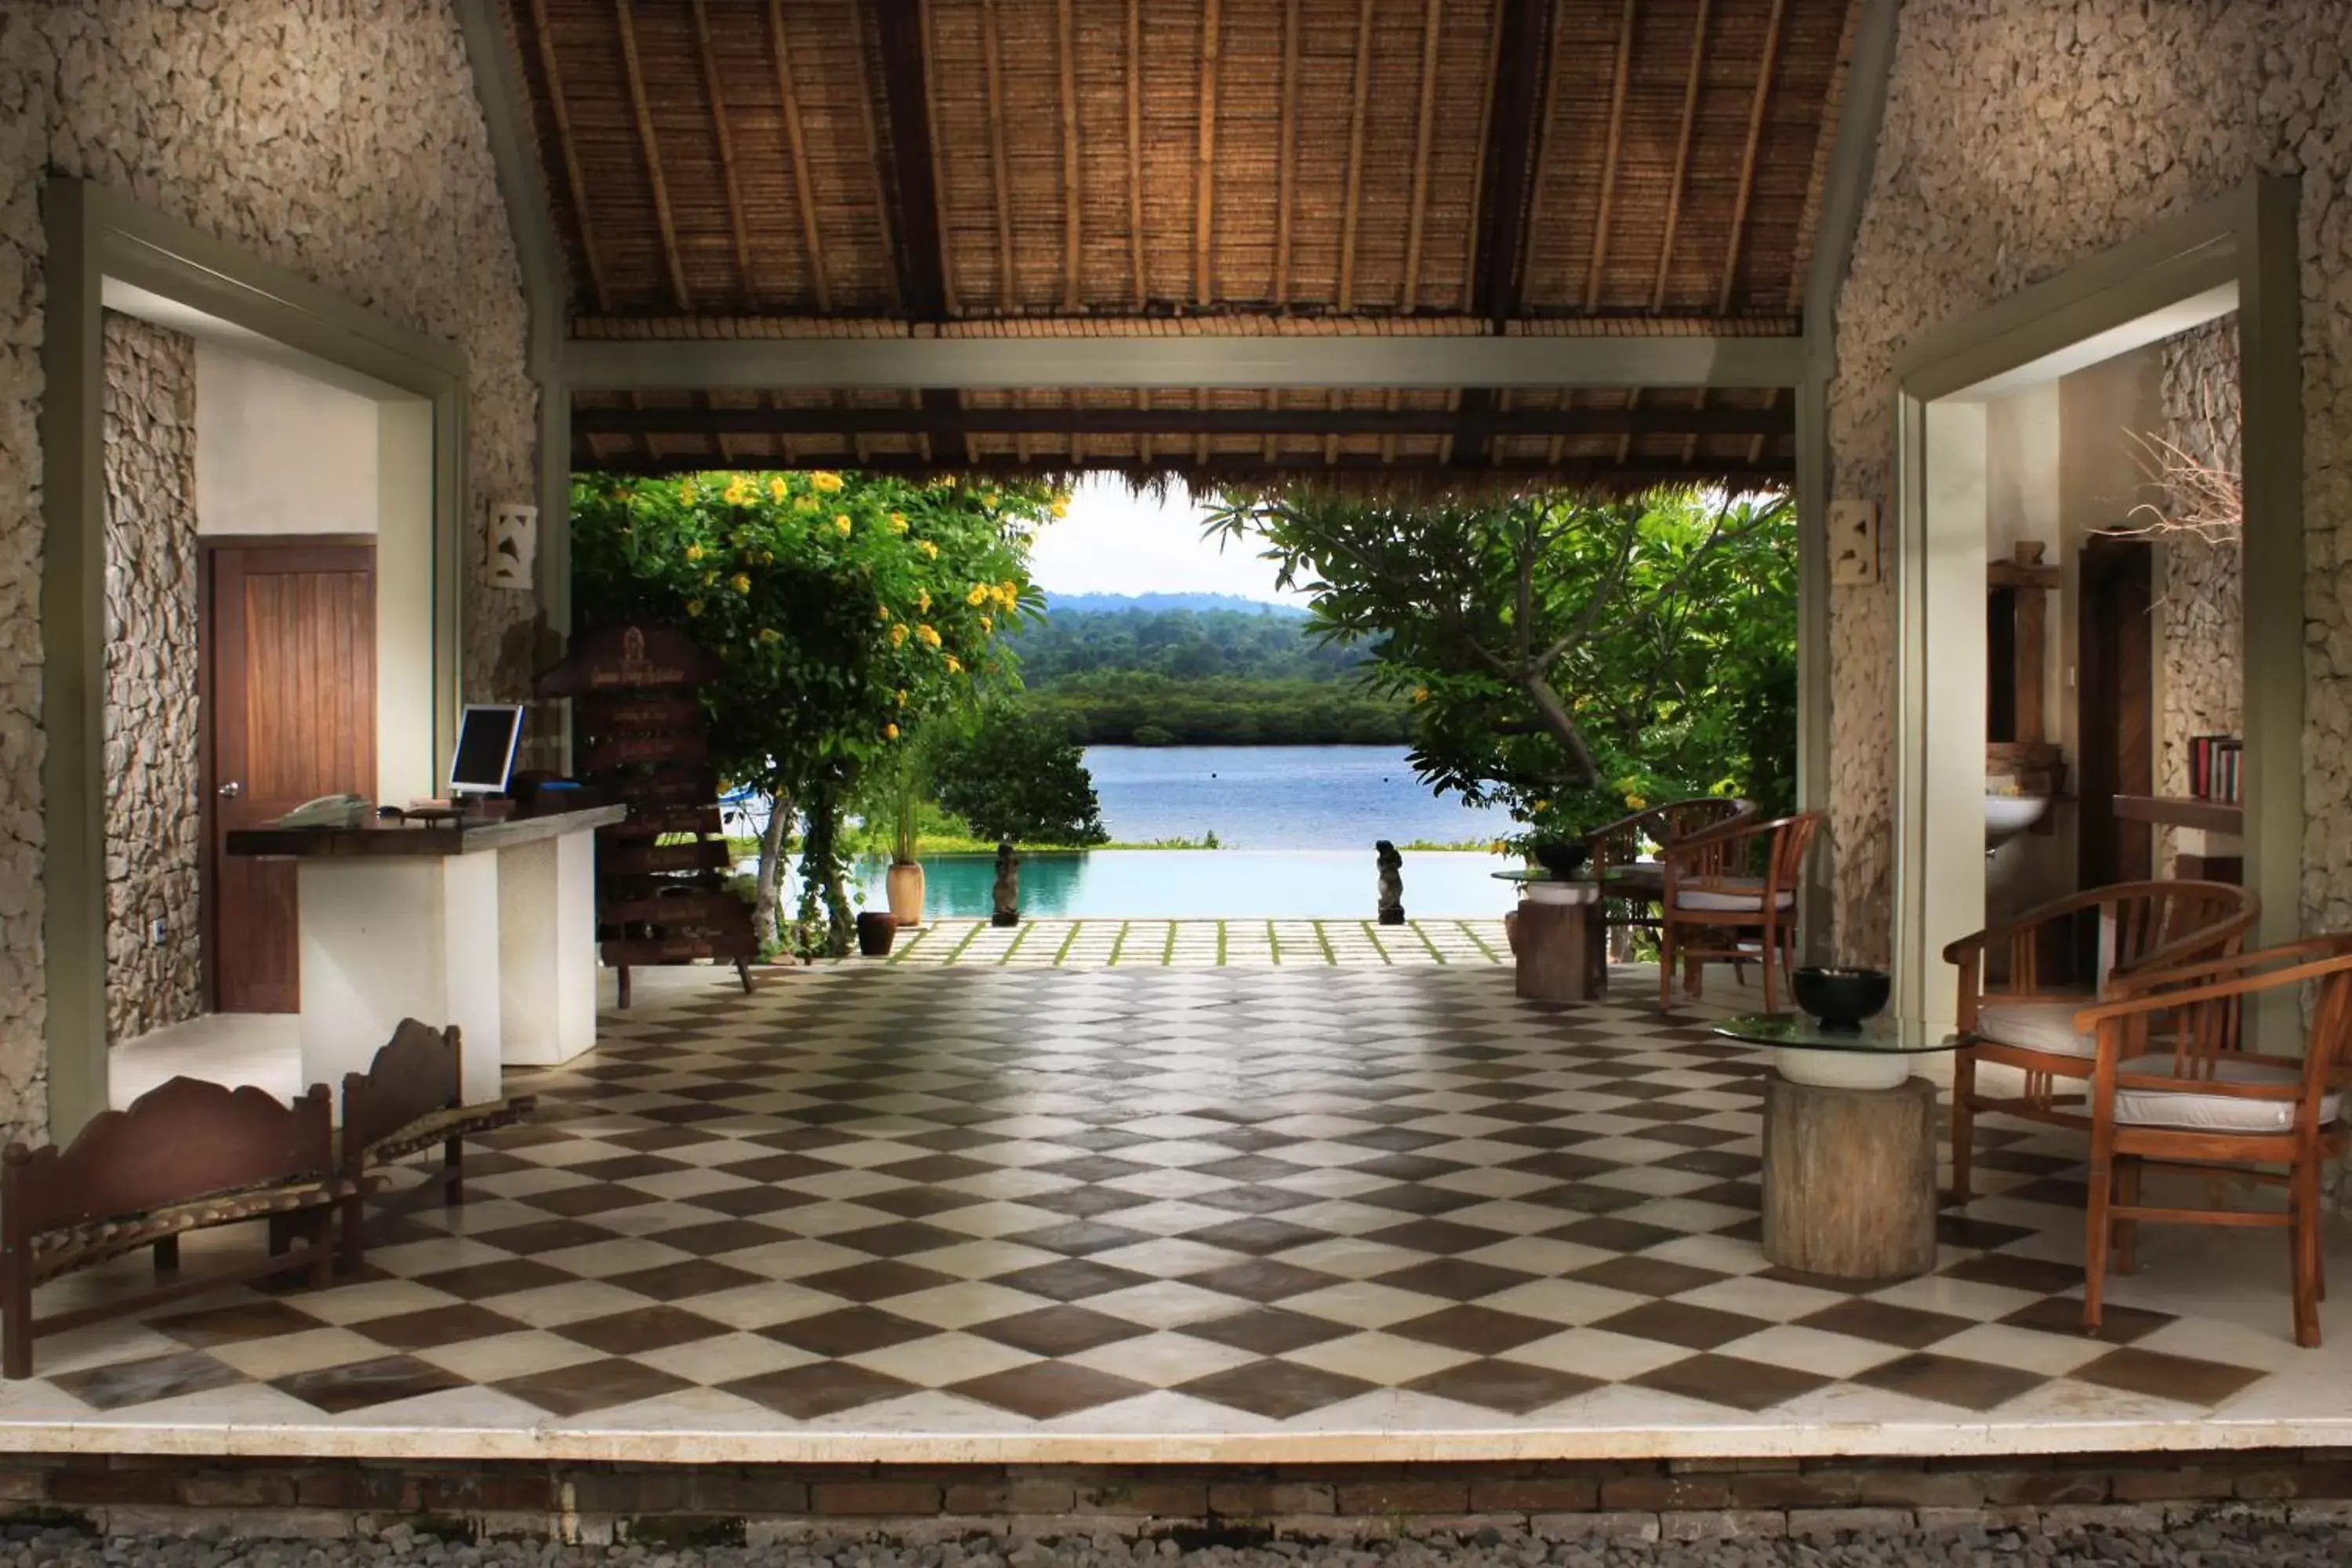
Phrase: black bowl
[
  {"left": 1531, "top": 841, "right": 1591, "bottom": 878},
  {"left": 1791, "top": 966, "right": 1890, "bottom": 1033}
]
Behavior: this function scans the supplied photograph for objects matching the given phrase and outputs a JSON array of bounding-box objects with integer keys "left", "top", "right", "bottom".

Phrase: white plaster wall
[
  {"left": 1824, "top": 0, "right": 2352, "bottom": 963},
  {"left": 194, "top": 341, "right": 379, "bottom": 537},
  {"left": 0, "top": 0, "right": 541, "bottom": 1144}
]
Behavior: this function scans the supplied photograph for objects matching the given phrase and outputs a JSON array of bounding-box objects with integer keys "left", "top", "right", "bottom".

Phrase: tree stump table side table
[
  {"left": 1494, "top": 870, "right": 1605, "bottom": 1001},
  {"left": 1711, "top": 1012, "right": 1960, "bottom": 1280}
]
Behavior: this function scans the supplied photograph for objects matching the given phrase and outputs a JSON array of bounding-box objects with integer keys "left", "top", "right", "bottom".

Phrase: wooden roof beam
[
  {"left": 1336, "top": 0, "right": 1378, "bottom": 310},
  {"left": 689, "top": 0, "right": 757, "bottom": 308},
  {"left": 1458, "top": 0, "right": 1556, "bottom": 467},
  {"left": 1057, "top": 0, "right": 1082, "bottom": 313},
  {"left": 1652, "top": 0, "right": 1712, "bottom": 311},
  {"left": 521, "top": 0, "right": 609, "bottom": 312},
  {"left": 614, "top": 0, "right": 691, "bottom": 310},
  {"left": 1583, "top": 0, "right": 1639, "bottom": 312},
  {"left": 575, "top": 402, "right": 1797, "bottom": 439},
  {"left": 873, "top": 0, "right": 951, "bottom": 320},
  {"left": 1127, "top": 0, "right": 1145, "bottom": 308},
  {"left": 1194, "top": 0, "right": 1223, "bottom": 307},
  {"left": 583, "top": 450, "right": 1798, "bottom": 486},
  {"left": 565, "top": 332, "right": 1809, "bottom": 390},
  {"left": 1399, "top": 0, "right": 1444, "bottom": 314},
  {"left": 981, "top": 0, "right": 1017, "bottom": 310},
  {"left": 1719, "top": 0, "right": 1791, "bottom": 315},
  {"left": 768, "top": 0, "right": 833, "bottom": 311}
]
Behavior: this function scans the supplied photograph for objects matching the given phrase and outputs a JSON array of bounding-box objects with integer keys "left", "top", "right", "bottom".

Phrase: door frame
[
  {"left": 2075, "top": 532, "right": 2157, "bottom": 895},
  {"left": 1888, "top": 174, "right": 2301, "bottom": 1034},
  {"left": 40, "top": 178, "right": 469, "bottom": 1138},
  {"left": 197, "top": 535, "right": 379, "bottom": 1014}
]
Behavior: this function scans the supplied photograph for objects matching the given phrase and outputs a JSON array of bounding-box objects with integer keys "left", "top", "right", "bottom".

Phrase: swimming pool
[{"left": 840, "top": 848, "right": 1523, "bottom": 920}]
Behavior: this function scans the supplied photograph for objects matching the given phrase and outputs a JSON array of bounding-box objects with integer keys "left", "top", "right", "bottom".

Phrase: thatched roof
[{"left": 511, "top": 0, "right": 1856, "bottom": 488}]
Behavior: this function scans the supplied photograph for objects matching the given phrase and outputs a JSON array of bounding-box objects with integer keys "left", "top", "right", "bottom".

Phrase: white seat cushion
[
  {"left": 1973, "top": 1000, "right": 2096, "bottom": 1058},
  {"left": 2113, "top": 1054, "right": 2339, "bottom": 1133},
  {"left": 1675, "top": 877, "right": 1795, "bottom": 913}
]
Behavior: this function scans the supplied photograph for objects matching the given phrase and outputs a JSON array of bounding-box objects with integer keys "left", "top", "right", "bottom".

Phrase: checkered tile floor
[
  {"left": 887, "top": 919, "right": 1507, "bottom": 966},
  {"left": 16, "top": 964, "right": 2351, "bottom": 1459}
]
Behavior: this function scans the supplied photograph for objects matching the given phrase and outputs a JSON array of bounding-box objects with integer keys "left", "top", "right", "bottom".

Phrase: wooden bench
[
  {"left": 0, "top": 1080, "right": 351, "bottom": 1380},
  {"left": 339, "top": 1020, "right": 536, "bottom": 1272}
]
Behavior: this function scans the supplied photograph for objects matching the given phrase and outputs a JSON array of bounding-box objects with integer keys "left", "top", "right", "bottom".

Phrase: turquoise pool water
[{"left": 846, "top": 848, "right": 1521, "bottom": 920}]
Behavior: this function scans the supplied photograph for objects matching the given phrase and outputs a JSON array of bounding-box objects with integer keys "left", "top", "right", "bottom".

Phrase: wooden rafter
[
  {"left": 873, "top": 0, "right": 951, "bottom": 320},
  {"left": 689, "top": 0, "right": 756, "bottom": 307},
  {"left": 1057, "top": 0, "right": 1081, "bottom": 313},
  {"left": 1652, "top": 0, "right": 1711, "bottom": 310},
  {"left": 1272, "top": 0, "right": 1301, "bottom": 310},
  {"left": 1127, "top": 0, "right": 1145, "bottom": 308},
  {"left": 1470, "top": 0, "right": 1552, "bottom": 324},
  {"left": 1457, "top": 0, "right": 1510, "bottom": 314},
  {"left": 524, "top": 0, "right": 609, "bottom": 311},
  {"left": 1582, "top": 0, "right": 1639, "bottom": 312},
  {"left": 981, "top": 0, "right": 1017, "bottom": 310},
  {"left": 1520, "top": 0, "right": 1573, "bottom": 308},
  {"left": 1194, "top": 0, "right": 1223, "bottom": 307},
  {"left": 1335, "top": 0, "right": 1378, "bottom": 310},
  {"left": 1399, "top": 0, "right": 1444, "bottom": 313},
  {"left": 1718, "top": 0, "right": 1790, "bottom": 315},
  {"left": 576, "top": 403, "right": 1794, "bottom": 440},
  {"left": 613, "top": 0, "right": 691, "bottom": 310},
  {"left": 768, "top": 0, "right": 833, "bottom": 311}
]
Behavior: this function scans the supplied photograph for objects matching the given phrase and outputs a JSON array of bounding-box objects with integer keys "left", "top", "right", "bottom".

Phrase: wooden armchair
[
  {"left": 1657, "top": 811, "right": 1821, "bottom": 1013},
  {"left": 2072, "top": 935, "right": 2352, "bottom": 1347},
  {"left": 1945, "top": 880, "right": 2258, "bottom": 1203},
  {"left": 1588, "top": 797, "right": 1755, "bottom": 950}
]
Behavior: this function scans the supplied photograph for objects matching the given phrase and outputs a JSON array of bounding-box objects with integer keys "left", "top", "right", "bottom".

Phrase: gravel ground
[{"left": 6, "top": 1518, "right": 2352, "bottom": 1568}]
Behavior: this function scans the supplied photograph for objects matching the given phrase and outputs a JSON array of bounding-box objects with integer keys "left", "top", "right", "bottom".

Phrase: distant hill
[{"left": 1040, "top": 591, "right": 1308, "bottom": 618}]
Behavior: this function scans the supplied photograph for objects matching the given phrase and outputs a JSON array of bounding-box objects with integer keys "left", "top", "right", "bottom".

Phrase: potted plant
[{"left": 881, "top": 743, "right": 927, "bottom": 928}]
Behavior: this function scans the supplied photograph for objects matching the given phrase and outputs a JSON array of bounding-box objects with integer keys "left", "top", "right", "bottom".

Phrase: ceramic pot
[
  {"left": 1504, "top": 909, "right": 1521, "bottom": 956},
  {"left": 885, "top": 862, "right": 925, "bottom": 927},
  {"left": 1532, "top": 841, "right": 1591, "bottom": 878},
  {"left": 855, "top": 910, "right": 898, "bottom": 957}
]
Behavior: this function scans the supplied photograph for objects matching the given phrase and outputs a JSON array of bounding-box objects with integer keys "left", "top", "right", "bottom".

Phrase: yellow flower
[
  {"left": 981, "top": 490, "right": 1000, "bottom": 510},
  {"left": 945, "top": 655, "right": 964, "bottom": 674},
  {"left": 723, "top": 481, "right": 753, "bottom": 506},
  {"left": 759, "top": 627, "right": 781, "bottom": 644},
  {"left": 888, "top": 511, "right": 909, "bottom": 533},
  {"left": 966, "top": 584, "right": 989, "bottom": 606},
  {"left": 1000, "top": 579, "right": 1018, "bottom": 601},
  {"left": 686, "top": 543, "right": 704, "bottom": 562},
  {"left": 769, "top": 477, "right": 789, "bottom": 502},
  {"left": 1051, "top": 495, "right": 1070, "bottom": 518},
  {"left": 1625, "top": 793, "right": 1647, "bottom": 811},
  {"left": 916, "top": 623, "right": 941, "bottom": 648},
  {"left": 884, "top": 723, "right": 900, "bottom": 741},
  {"left": 890, "top": 622, "right": 909, "bottom": 648},
  {"left": 702, "top": 570, "right": 719, "bottom": 586},
  {"left": 980, "top": 615, "right": 993, "bottom": 633},
  {"left": 677, "top": 480, "right": 699, "bottom": 503},
  {"left": 834, "top": 514, "right": 853, "bottom": 537},
  {"left": 895, "top": 688, "right": 909, "bottom": 707},
  {"left": 811, "top": 470, "right": 844, "bottom": 493},
  {"left": 1489, "top": 840, "right": 1507, "bottom": 855},
  {"left": 919, "top": 539, "right": 939, "bottom": 559},
  {"left": 1411, "top": 687, "right": 1430, "bottom": 704},
  {"left": 731, "top": 573, "right": 751, "bottom": 593},
  {"left": 794, "top": 496, "right": 818, "bottom": 514},
  {"left": 1533, "top": 799, "right": 1551, "bottom": 812},
  {"left": 877, "top": 603, "right": 891, "bottom": 622},
  {"left": 917, "top": 589, "right": 931, "bottom": 612},
  {"left": 686, "top": 598, "right": 705, "bottom": 617}
]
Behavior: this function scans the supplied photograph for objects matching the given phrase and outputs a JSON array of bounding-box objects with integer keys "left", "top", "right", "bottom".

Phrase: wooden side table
[
  {"left": 1497, "top": 872, "right": 1605, "bottom": 1001},
  {"left": 1711, "top": 1012, "right": 1958, "bottom": 1280}
]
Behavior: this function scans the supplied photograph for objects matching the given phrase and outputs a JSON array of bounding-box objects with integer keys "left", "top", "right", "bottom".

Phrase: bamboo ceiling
[{"left": 513, "top": 0, "right": 1858, "bottom": 487}]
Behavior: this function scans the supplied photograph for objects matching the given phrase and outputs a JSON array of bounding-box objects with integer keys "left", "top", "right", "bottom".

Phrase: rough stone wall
[
  {"left": 99, "top": 315, "right": 203, "bottom": 1046},
  {"left": 2154, "top": 318, "right": 2244, "bottom": 873},
  {"left": 1825, "top": 0, "right": 2352, "bottom": 959},
  {"left": 0, "top": 0, "right": 539, "bottom": 1142}
]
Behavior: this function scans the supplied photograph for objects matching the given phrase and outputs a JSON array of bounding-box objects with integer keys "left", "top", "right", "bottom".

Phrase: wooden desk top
[{"left": 227, "top": 804, "right": 629, "bottom": 859}]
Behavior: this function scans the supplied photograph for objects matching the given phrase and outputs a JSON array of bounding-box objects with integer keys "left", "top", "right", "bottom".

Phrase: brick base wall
[{"left": 9, "top": 1452, "right": 2352, "bottom": 1544}]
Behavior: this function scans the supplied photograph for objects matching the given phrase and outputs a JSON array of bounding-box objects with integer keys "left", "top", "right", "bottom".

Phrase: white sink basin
[{"left": 1985, "top": 794, "right": 2049, "bottom": 844}]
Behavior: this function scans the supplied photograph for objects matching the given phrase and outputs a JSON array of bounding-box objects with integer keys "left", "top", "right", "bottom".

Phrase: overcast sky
[{"left": 1027, "top": 476, "right": 1312, "bottom": 604}]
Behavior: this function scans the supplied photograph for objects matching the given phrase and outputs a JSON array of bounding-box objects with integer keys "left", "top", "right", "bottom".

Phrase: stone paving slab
[{"left": 887, "top": 919, "right": 1512, "bottom": 966}]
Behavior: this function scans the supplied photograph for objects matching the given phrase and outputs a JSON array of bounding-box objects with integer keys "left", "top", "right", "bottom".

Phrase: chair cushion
[
  {"left": 1675, "top": 877, "right": 1795, "bottom": 913},
  {"left": 2113, "top": 1054, "right": 2339, "bottom": 1133},
  {"left": 1973, "top": 1000, "right": 2096, "bottom": 1058}
]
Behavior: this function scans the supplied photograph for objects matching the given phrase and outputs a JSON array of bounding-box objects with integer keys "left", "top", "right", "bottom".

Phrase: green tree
[
  {"left": 1204, "top": 485, "right": 1795, "bottom": 846},
  {"left": 932, "top": 706, "right": 1110, "bottom": 845},
  {"left": 571, "top": 470, "right": 1059, "bottom": 952}
]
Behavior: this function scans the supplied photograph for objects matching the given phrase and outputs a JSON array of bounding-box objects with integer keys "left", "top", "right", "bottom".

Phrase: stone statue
[
  {"left": 991, "top": 840, "right": 1022, "bottom": 927},
  {"left": 1375, "top": 840, "right": 1405, "bottom": 925}
]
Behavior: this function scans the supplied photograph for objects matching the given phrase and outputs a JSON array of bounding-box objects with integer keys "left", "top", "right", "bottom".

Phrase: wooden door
[
  {"left": 201, "top": 540, "right": 376, "bottom": 1013},
  {"left": 2079, "top": 534, "right": 2154, "bottom": 892}
]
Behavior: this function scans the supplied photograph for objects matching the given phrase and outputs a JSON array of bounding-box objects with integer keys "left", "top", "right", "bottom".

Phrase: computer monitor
[{"left": 449, "top": 704, "right": 525, "bottom": 797}]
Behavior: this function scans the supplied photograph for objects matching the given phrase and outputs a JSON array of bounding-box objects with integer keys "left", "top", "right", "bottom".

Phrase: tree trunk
[
  {"left": 1520, "top": 675, "right": 1600, "bottom": 784},
  {"left": 752, "top": 791, "right": 794, "bottom": 949}
]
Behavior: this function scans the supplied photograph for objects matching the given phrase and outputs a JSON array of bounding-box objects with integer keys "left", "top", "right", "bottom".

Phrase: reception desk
[{"left": 227, "top": 805, "right": 625, "bottom": 1103}]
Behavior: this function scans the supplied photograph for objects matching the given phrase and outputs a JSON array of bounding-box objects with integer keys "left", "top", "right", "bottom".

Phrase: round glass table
[
  {"left": 1709, "top": 1011, "right": 1958, "bottom": 1091},
  {"left": 1711, "top": 1013, "right": 1958, "bottom": 1279}
]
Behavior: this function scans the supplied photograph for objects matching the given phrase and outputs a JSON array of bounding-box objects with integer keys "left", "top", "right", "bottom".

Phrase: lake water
[{"left": 835, "top": 745, "right": 1521, "bottom": 918}]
